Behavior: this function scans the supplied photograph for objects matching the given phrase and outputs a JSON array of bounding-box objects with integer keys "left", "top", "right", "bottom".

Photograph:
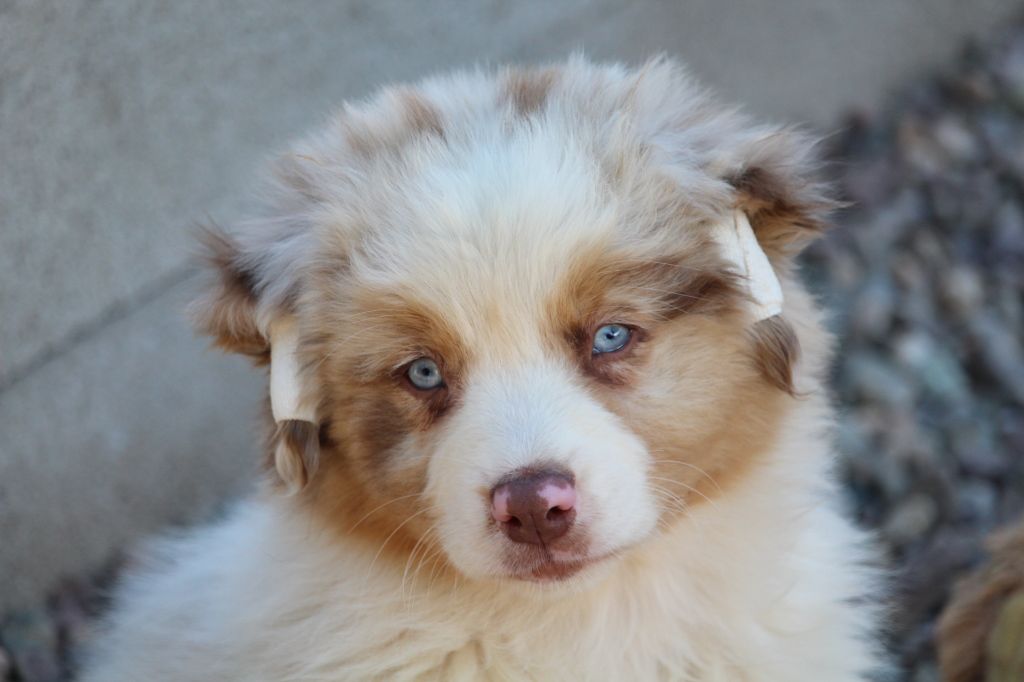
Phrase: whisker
[
  {"left": 400, "top": 527, "right": 434, "bottom": 604},
  {"left": 648, "top": 458, "right": 724, "bottom": 494},
  {"left": 648, "top": 475, "right": 719, "bottom": 509},
  {"left": 647, "top": 485, "right": 689, "bottom": 517},
  {"left": 362, "top": 507, "right": 434, "bottom": 587},
  {"left": 348, "top": 492, "right": 425, "bottom": 532}
]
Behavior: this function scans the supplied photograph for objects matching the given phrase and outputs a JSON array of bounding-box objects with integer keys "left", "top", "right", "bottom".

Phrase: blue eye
[
  {"left": 592, "top": 324, "right": 631, "bottom": 354},
  {"left": 407, "top": 358, "right": 444, "bottom": 390}
]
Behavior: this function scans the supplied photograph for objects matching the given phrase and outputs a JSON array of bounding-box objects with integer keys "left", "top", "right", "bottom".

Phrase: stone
[
  {"left": 894, "top": 332, "right": 970, "bottom": 400},
  {"left": 1, "top": 609, "right": 60, "bottom": 682},
  {"left": 940, "top": 267, "right": 985, "bottom": 318},
  {"left": 992, "top": 201, "right": 1024, "bottom": 264},
  {"left": 911, "top": 661, "right": 940, "bottom": 682},
  {"left": 932, "top": 115, "right": 980, "bottom": 163},
  {"left": 850, "top": 274, "right": 896, "bottom": 339},
  {"left": 969, "top": 313, "right": 1024, "bottom": 405},
  {"left": 844, "top": 352, "right": 915, "bottom": 407},
  {"left": 997, "top": 35, "right": 1024, "bottom": 111},
  {"left": 884, "top": 494, "right": 940, "bottom": 546},
  {"left": 958, "top": 447, "right": 1011, "bottom": 481},
  {"left": 955, "top": 479, "right": 998, "bottom": 525}
]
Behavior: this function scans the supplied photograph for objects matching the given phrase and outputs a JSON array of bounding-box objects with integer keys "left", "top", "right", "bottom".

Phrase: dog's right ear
[
  {"left": 190, "top": 223, "right": 321, "bottom": 493},
  {"left": 190, "top": 226, "right": 269, "bottom": 361},
  {"left": 188, "top": 144, "right": 341, "bottom": 492}
]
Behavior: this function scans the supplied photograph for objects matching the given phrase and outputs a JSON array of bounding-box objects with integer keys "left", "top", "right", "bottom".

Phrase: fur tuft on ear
[
  {"left": 725, "top": 131, "right": 839, "bottom": 258},
  {"left": 189, "top": 225, "right": 269, "bottom": 360},
  {"left": 749, "top": 315, "right": 800, "bottom": 395},
  {"left": 272, "top": 419, "right": 321, "bottom": 495}
]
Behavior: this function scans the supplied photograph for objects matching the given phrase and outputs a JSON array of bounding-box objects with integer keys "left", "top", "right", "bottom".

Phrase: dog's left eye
[
  {"left": 406, "top": 358, "right": 445, "bottom": 390},
  {"left": 592, "top": 324, "right": 631, "bottom": 354}
]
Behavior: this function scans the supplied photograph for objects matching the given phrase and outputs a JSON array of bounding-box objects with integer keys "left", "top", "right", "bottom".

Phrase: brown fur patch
[
  {"left": 348, "top": 394, "right": 418, "bottom": 482},
  {"left": 291, "top": 286, "right": 471, "bottom": 568},
  {"left": 553, "top": 241, "right": 744, "bottom": 386},
  {"left": 398, "top": 89, "right": 445, "bottom": 139},
  {"left": 558, "top": 246, "right": 743, "bottom": 327},
  {"left": 749, "top": 315, "right": 800, "bottom": 395},
  {"left": 610, "top": 312, "right": 789, "bottom": 519},
  {"left": 502, "top": 67, "right": 559, "bottom": 117},
  {"left": 272, "top": 152, "right": 329, "bottom": 203},
  {"left": 300, "top": 391, "right": 443, "bottom": 572},
  {"left": 730, "top": 166, "right": 833, "bottom": 256},
  {"left": 340, "top": 117, "right": 378, "bottom": 159},
  {"left": 341, "top": 87, "right": 445, "bottom": 159},
  {"left": 189, "top": 225, "right": 268, "bottom": 360},
  {"left": 312, "top": 287, "right": 470, "bottom": 394}
]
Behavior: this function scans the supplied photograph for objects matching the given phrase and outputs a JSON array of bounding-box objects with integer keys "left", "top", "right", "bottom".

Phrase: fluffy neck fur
[{"left": 85, "top": 383, "right": 880, "bottom": 682}]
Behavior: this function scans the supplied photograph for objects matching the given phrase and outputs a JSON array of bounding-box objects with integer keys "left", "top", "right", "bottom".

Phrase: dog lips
[
  {"left": 269, "top": 317, "right": 317, "bottom": 424},
  {"left": 709, "top": 210, "right": 783, "bottom": 320}
]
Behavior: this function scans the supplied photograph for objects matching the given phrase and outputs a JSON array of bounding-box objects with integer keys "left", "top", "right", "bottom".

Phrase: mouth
[
  {"left": 510, "top": 553, "right": 611, "bottom": 583},
  {"left": 527, "top": 559, "right": 589, "bottom": 581}
]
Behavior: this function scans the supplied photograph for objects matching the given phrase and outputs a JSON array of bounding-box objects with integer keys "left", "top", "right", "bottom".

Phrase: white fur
[
  {"left": 81, "top": 59, "right": 882, "bottom": 681},
  {"left": 428, "top": 360, "right": 659, "bottom": 578},
  {"left": 81, "top": 397, "right": 879, "bottom": 681}
]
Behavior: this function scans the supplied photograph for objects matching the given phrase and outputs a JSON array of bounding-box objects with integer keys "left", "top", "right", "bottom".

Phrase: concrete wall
[{"left": 2, "top": 0, "right": 1020, "bottom": 610}]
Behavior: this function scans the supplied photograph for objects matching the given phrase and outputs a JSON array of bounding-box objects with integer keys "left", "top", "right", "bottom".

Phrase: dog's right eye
[{"left": 406, "top": 358, "right": 444, "bottom": 390}]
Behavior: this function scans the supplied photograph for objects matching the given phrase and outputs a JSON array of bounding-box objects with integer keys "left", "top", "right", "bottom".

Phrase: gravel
[
  {"left": 3, "top": 21, "right": 1024, "bottom": 682},
  {"left": 803, "top": 21, "right": 1024, "bottom": 680}
]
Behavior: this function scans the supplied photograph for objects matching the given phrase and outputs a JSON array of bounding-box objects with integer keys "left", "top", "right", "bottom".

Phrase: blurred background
[{"left": 2, "top": 2, "right": 1024, "bottom": 680}]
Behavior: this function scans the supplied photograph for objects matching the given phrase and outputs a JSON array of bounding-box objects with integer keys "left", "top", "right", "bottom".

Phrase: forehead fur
[{"left": 235, "top": 57, "right": 826, "bottom": 321}]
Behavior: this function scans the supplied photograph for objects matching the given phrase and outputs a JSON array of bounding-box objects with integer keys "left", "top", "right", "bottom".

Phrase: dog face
[{"left": 193, "top": 59, "right": 831, "bottom": 584}]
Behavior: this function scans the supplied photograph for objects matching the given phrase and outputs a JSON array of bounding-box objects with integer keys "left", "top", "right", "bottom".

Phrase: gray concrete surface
[
  {"left": 0, "top": 278, "right": 262, "bottom": 608},
  {"left": 2, "top": 0, "right": 1021, "bottom": 610}
]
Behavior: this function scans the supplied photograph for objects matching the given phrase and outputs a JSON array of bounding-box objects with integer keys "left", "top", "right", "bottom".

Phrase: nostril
[{"left": 545, "top": 506, "right": 570, "bottom": 522}]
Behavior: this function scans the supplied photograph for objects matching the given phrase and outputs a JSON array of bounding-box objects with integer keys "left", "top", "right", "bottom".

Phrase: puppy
[{"left": 81, "top": 58, "right": 882, "bottom": 681}]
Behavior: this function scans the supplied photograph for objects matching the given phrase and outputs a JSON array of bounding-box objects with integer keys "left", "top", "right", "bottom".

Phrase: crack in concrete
[{"left": 0, "top": 264, "right": 197, "bottom": 395}]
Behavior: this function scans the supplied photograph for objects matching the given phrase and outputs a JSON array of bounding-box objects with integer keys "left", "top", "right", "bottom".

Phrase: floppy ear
[
  {"left": 189, "top": 221, "right": 320, "bottom": 494},
  {"left": 190, "top": 226, "right": 269, "bottom": 360},
  {"left": 726, "top": 129, "right": 837, "bottom": 259},
  {"left": 720, "top": 130, "right": 836, "bottom": 395}
]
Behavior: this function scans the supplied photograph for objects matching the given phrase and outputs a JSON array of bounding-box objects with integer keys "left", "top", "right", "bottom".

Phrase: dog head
[{"left": 192, "top": 58, "right": 833, "bottom": 584}]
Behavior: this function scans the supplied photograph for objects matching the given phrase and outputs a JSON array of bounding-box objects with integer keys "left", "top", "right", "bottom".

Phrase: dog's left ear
[
  {"left": 725, "top": 129, "right": 836, "bottom": 258},
  {"left": 717, "top": 130, "right": 836, "bottom": 395}
]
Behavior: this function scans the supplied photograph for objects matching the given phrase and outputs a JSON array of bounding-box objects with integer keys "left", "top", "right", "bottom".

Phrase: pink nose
[{"left": 491, "top": 471, "right": 577, "bottom": 545}]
